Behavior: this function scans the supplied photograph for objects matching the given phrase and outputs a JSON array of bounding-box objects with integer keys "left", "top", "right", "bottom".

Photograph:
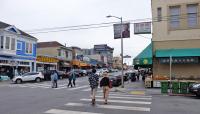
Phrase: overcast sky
[{"left": 0, "top": 0, "right": 152, "bottom": 65}]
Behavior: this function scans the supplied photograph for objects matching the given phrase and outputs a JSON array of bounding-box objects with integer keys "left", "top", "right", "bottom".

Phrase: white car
[
  {"left": 12, "top": 72, "right": 44, "bottom": 84},
  {"left": 101, "top": 68, "right": 109, "bottom": 73},
  {"left": 95, "top": 70, "right": 103, "bottom": 76}
]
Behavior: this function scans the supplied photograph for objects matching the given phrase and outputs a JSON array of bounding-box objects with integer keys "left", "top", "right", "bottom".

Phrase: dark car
[
  {"left": 189, "top": 83, "right": 200, "bottom": 97},
  {"left": 42, "top": 70, "right": 66, "bottom": 80},
  {"left": 109, "top": 74, "right": 122, "bottom": 87},
  {"left": 125, "top": 72, "right": 136, "bottom": 82}
]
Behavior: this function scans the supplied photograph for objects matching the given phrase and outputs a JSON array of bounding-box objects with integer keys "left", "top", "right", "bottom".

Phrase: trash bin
[
  {"left": 180, "top": 82, "right": 188, "bottom": 94},
  {"left": 161, "top": 81, "right": 168, "bottom": 94},
  {"left": 172, "top": 81, "right": 179, "bottom": 94}
]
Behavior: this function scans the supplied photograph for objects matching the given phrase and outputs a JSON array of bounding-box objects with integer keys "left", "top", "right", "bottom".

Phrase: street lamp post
[{"left": 106, "top": 15, "right": 124, "bottom": 88}]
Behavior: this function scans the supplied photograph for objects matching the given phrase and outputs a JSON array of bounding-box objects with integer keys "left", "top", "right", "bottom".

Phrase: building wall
[
  {"left": 37, "top": 47, "right": 58, "bottom": 57},
  {"left": 152, "top": 0, "right": 200, "bottom": 42},
  {"left": 152, "top": 0, "right": 200, "bottom": 79},
  {"left": 153, "top": 58, "right": 200, "bottom": 79}
]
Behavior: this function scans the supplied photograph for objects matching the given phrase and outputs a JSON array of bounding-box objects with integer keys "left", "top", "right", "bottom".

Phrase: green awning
[
  {"left": 133, "top": 43, "right": 152, "bottom": 65},
  {"left": 156, "top": 48, "right": 200, "bottom": 57}
]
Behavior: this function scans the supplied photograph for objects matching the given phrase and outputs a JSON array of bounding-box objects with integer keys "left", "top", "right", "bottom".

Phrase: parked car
[
  {"left": 101, "top": 68, "right": 109, "bottom": 73},
  {"left": 12, "top": 72, "right": 44, "bottom": 84},
  {"left": 189, "top": 83, "right": 200, "bottom": 97},
  {"left": 125, "top": 72, "right": 136, "bottom": 82},
  {"left": 95, "top": 69, "right": 103, "bottom": 76},
  {"left": 109, "top": 74, "right": 122, "bottom": 87},
  {"left": 42, "top": 70, "right": 66, "bottom": 80}
]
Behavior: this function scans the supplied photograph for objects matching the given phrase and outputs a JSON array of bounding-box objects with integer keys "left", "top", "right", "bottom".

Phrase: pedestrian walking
[
  {"left": 72, "top": 69, "right": 76, "bottom": 87},
  {"left": 53, "top": 71, "right": 58, "bottom": 88},
  {"left": 88, "top": 68, "right": 99, "bottom": 105},
  {"left": 100, "top": 72, "right": 111, "bottom": 104},
  {"left": 68, "top": 71, "right": 73, "bottom": 88},
  {"left": 51, "top": 71, "right": 58, "bottom": 88}
]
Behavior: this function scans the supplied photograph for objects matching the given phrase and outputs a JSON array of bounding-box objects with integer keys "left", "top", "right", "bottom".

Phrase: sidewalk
[{"left": 112, "top": 80, "right": 161, "bottom": 96}]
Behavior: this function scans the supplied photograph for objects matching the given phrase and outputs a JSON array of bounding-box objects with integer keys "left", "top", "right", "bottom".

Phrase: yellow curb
[{"left": 130, "top": 91, "right": 145, "bottom": 95}]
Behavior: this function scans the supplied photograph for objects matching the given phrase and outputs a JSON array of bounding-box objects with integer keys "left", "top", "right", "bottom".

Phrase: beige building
[
  {"left": 37, "top": 41, "right": 72, "bottom": 71},
  {"left": 112, "top": 57, "right": 122, "bottom": 69},
  {"left": 152, "top": 0, "right": 200, "bottom": 79}
]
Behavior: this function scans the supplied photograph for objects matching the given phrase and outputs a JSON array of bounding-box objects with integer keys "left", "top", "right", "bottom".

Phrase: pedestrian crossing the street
[{"left": 44, "top": 91, "right": 152, "bottom": 114}]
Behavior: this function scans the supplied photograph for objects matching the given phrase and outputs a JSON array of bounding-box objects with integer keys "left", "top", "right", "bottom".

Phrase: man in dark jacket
[{"left": 88, "top": 68, "right": 99, "bottom": 105}]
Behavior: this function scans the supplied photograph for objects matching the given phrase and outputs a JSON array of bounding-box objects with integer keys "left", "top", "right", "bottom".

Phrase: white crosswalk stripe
[
  {"left": 68, "top": 85, "right": 89, "bottom": 90},
  {"left": 44, "top": 109, "right": 103, "bottom": 114},
  {"left": 95, "top": 96, "right": 152, "bottom": 100},
  {"left": 65, "top": 102, "right": 151, "bottom": 112},
  {"left": 80, "top": 98, "right": 151, "bottom": 104},
  {"left": 43, "top": 91, "right": 152, "bottom": 113}
]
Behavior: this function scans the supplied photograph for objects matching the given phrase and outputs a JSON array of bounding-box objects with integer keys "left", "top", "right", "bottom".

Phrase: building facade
[
  {"left": 112, "top": 57, "right": 122, "bottom": 69},
  {"left": 93, "top": 44, "right": 114, "bottom": 67},
  {"left": 0, "top": 21, "right": 37, "bottom": 78},
  {"left": 37, "top": 41, "right": 72, "bottom": 71},
  {"left": 152, "top": 0, "right": 200, "bottom": 79}
]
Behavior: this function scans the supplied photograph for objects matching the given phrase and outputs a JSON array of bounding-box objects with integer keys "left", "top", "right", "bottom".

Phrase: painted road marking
[
  {"left": 68, "top": 85, "right": 89, "bottom": 90},
  {"left": 82, "top": 88, "right": 91, "bottom": 91},
  {"left": 130, "top": 91, "right": 145, "bottom": 95},
  {"left": 80, "top": 99, "right": 151, "bottom": 105},
  {"left": 99, "top": 93, "right": 152, "bottom": 98},
  {"left": 95, "top": 96, "right": 152, "bottom": 100},
  {"left": 65, "top": 102, "right": 150, "bottom": 112},
  {"left": 45, "top": 109, "right": 103, "bottom": 114}
]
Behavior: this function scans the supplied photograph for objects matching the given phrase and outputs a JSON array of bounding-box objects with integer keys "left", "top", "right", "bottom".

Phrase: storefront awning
[
  {"left": 156, "top": 48, "right": 200, "bottom": 57},
  {"left": 133, "top": 43, "right": 152, "bottom": 65}
]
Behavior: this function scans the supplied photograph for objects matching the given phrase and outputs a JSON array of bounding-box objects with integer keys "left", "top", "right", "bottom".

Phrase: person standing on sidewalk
[
  {"left": 88, "top": 68, "right": 99, "bottom": 105},
  {"left": 100, "top": 72, "right": 110, "bottom": 104}
]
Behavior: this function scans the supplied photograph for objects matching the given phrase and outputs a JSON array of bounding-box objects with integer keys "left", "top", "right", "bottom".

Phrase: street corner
[{"left": 129, "top": 90, "right": 146, "bottom": 95}]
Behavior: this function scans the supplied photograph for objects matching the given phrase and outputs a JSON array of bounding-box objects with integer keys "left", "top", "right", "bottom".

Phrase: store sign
[
  {"left": 134, "top": 22, "right": 151, "bottom": 34},
  {"left": 37, "top": 56, "right": 58, "bottom": 63},
  {"left": 113, "top": 23, "right": 130, "bottom": 39},
  {"left": 159, "top": 57, "right": 199, "bottom": 64}
]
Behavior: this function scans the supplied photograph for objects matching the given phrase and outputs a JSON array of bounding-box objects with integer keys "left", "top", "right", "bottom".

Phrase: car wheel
[
  {"left": 35, "top": 78, "right": 41, "bottom": 82},
  {"left": 16, "top": 79, "right": 22, "bottom": 84}
]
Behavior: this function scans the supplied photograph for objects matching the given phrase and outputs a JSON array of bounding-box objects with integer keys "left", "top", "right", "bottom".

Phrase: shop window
[
  {"left": 11, "top": 38, "right": 16, "bottom": 50},
  {"left": 187, "top": 4, "right": 198, "bottom": 27},
  {"left": 169, "top": 6, "right": 180, "bottom": 29},
  {"left": 0, "top": 36, "right": 4, "bottom": 49}
]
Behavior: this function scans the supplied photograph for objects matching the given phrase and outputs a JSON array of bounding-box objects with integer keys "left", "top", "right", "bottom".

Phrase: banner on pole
[
  {"left": 113, "top": 23, "right": 130, "bottom": 39},
  {"left": 134, "top": 22, "right": 151, "bottom": 34}
]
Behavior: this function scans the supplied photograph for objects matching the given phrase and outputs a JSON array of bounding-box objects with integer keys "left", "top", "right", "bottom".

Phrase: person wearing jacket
[
  {"left": 51, "top": 71, "right": 58, "bottom": 88},
  {"left": 68, "top": 71, "right": 73, "bottom": 88},
  {"left": 72, "top": 69, "right": 76, "bottom": 87},
  {"left": 88, "top": 68, "right": 99, "bottom": 105},
  {"left": 100, "top": 72, "right": 110, "bottom": 104}
]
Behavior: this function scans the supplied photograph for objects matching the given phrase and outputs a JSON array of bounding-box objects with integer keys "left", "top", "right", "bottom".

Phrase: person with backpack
[
  {"left": 100, "top": 72, "right": 111, "bottom": 104},
  {"left": 88, "top": 68, "right": 99, "bottom": 105}
]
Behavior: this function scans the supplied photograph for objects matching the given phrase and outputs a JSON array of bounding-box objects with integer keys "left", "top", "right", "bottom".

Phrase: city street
[{"left": 0, "top": 75, "right": 200, "bottom": 114}]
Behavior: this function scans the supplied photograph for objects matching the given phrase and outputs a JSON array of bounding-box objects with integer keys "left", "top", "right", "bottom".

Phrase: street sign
[
  {"left": 113, "top": 23, "right": 130, "bottom": 39},
  {"left": 134, "top": 22, "right": 151, "bottom": 34}
]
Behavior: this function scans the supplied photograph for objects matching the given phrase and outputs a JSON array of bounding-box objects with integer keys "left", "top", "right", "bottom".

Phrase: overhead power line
[{"left": 27, "top": 12, "right": 200, "bottom": 34}]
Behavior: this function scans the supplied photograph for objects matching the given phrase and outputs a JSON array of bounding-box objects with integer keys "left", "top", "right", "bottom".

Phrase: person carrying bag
[{"left": 100, "top": 72, "right": 111, "bottom": 104}]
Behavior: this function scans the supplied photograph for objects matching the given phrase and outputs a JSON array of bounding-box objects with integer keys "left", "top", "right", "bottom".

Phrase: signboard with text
[{"left": 134, "top": 22, "right": 151, "bottom": 34}]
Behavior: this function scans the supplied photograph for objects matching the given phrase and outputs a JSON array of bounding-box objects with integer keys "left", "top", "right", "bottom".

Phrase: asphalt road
[{"left": 0, "top": 75, "right": 200, "bottom": 114}]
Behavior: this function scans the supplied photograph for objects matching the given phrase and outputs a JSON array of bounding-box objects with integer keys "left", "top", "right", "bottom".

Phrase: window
[
  {"left": 26, "top": 42, "right": 33, "bottom": 54},
  {"left": 29, "top": 43, "right": 32, "bottom": 53},
  {"left": 169, "top": 6, "right": 180, "bottom": 28},
  {"left": 66, "top": 51, "right": 69, "bottom": 58},
  {"left": 17, "top": 41, "right": 22, "bottom": 50},
  {"left": 187, "top": 4, "right": 198, "bottom": 27},
  {"left": 5, "top": 37, "right": 10, "bottom": 49},
  {"left": 58, "top": 50, "right": 61, "bottom": 56},
  {"left": 11, "top": 38, "right": 15, "bottom": 50},
  {"left": 26, "top": 42, "right": 29, "bottom": 53},
  {"left": 157, "top": 7, "right": 162, "bottom": 22},
  {"left": 0, "top": 36, "right": 4, "bottom": 49}
]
